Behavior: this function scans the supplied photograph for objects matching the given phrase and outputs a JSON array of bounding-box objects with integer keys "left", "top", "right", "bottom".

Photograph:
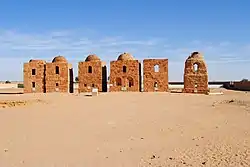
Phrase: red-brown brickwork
[
  {"left": 143, "top": 59, "right": 168, "bottom": 92},
  {"left": 23, "top": 60, "right": 46, "bottom": 93},
  {"left": 109, "top": 53, "right": 141, "bottom": 92},
  {"left": 45, "top": 56, "right": 74, "bottom": 93},
  {"left": 183, "top": 52, "right": 209, "bottom": 94},
  {"left": 78, "top": 54, "right": 107, "bottom": 93}
]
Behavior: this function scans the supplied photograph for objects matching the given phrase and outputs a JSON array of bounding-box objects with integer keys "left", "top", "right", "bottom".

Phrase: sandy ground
[{"left": 0, "top": 89, "right": 249, "bottom": 167}]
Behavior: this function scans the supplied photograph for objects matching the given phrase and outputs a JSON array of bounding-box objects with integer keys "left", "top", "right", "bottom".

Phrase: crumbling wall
[
  {"left": 183, "top": 52, "right": 209, "bottom": 94},
  {"left": 143, "top": 59, "right": 168, "bottom": 92},
  {"left": 23, "top": 60, "right": 46, "bottom": 93},
  {"left": 109, "top": 60, "right": 141, "bottom": 92}
]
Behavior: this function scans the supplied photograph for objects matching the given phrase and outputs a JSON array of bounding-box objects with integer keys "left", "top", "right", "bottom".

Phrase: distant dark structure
[{"left": 223, "top": 80, "right": 250, "bottom": 91}]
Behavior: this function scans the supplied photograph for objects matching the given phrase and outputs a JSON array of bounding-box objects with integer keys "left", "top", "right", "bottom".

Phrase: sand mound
[{"left": 0, "top": 99, "right": 44, "bottom": 108}]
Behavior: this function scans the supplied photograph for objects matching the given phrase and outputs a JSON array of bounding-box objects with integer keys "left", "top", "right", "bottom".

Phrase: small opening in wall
[
  {"left": 194, "top": 83, "right": 198, "bottom": 93},
  {"left": 56, "top": 83, "right": 59, "bottom": 87},
  {"left": 123, "top": 66, "right": 127, "bottom": 73},
  {"left": 32, "top": 69, "right": 36, "bottom": 75},
  {"left": 84, "top": 84, "right": 87, "bottom": 87},
  {"left": 127, "top": 77, "right": 134, "bottom": 87},
  {"left": 32, "top": 82, "right": 35, "bottom": 88},
  {"left": 56, "top": 66, "right": 59, "bottom": 74},
  {"left": 92, "top": 84, "right": 95, "bottom": 87},
  {"left": 116, "top": 77, "right": 122, "bottom": 86},
  {"left": 154, "top": 82, "right": 158, "bottom": 88},
  {"left": 88, "top": 66, "right": 92, "bottom": 73},
  {"left": 193, "top": 63, "right": 198, "bottom": 72},
  {"left": 154, "top": 65, "right": 159, "bottom": 72}
]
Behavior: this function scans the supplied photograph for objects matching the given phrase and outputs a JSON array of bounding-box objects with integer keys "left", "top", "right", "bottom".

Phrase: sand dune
[{"left": 0, "top": 89, "right": 249, "bottom": 166}]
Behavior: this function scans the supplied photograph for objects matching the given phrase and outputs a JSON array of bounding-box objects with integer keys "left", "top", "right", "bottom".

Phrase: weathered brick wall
[
  {"left": 45, "top": 63, "right": 71, "bottom": 93},
  {"left": 183, "top": 53, "right": 209, "bottom": 94},
  {"left": 109, "top": 60, "right": 141, "bottom": 92},
  {"left": 78, "top": 61, "right": 106, "bottom": 92},
  {"left": 143, "top": 59, "right": 169, "bottom": 92},
  {"left": 23, "top": 60, "right": 46, "bottom": 93}
]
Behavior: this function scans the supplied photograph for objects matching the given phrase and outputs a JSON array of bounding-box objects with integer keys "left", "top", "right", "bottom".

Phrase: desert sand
[{"left": 0, "top": 89, "right": 249, "bottom": 167}]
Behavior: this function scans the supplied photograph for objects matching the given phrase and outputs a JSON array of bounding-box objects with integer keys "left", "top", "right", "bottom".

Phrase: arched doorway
[
  {"left": 127, "top": 77, "right": 134, "bottom": 87},
  {"left": 154, "top": 81, "right": 158, "bottom": 91}
]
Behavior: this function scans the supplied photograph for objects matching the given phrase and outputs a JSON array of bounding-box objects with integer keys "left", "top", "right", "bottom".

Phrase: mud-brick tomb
[{"left": 23, "top": 52, "right": 209, "bottom": 94}]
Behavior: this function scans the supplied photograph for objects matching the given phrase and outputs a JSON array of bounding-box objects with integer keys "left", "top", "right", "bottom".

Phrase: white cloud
[{"left": 0, "top": 29, "right": 249, "bottom": 81}]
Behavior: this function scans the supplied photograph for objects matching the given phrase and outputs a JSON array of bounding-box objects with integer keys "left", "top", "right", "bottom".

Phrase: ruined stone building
[
  {"left": 143, "top": 59, "right": 169, "bottom": 92},
  {"left": 109, "top": 53, "right": 142, "bottom": 92},
  {"left": 23, "top": 60, "right": 46, "bottom": 93},
  {"left": 78, "top": 54, "right": 107, "bottom": 93},
  {"left": 45, "top": 56, "right": 74, "bottom": 93},
  {"left": 23, "top": 51, "right": 209, "bottom": 94},
  {"left": 183, "top": 52, "right": 209, "bottom": 94},
  {"left": 23, "top": 56, "right": 74, "bottom": 93}
]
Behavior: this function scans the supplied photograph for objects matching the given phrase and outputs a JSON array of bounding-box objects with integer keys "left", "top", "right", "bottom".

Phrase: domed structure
[
  {"left": 110, "top": 52, "right": 141, "bottom": 92},
  {"left": 78, "top": 54, "right": 107, "bottom": 93},
  {"left": 188, "top": 52, "right": 203, "bottom": 59},
  {"left": 29, "top": 59, "right": 46, "bottom": 63},
  {"left": 85, "top": 54, "right": 101, "bottom": 62},
  {"left": 117, "top": 52, "right": 134, "bottom": 61},
  {"left": 52, "top": 56, "right": 68, "bottom": 63}
]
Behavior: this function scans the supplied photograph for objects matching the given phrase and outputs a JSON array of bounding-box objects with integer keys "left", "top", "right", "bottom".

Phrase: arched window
[
  {"left": 116, "top": 77, "right": 122, "bottom": 86},
  {"left": 55, "top": 66, "right": 59, "bottom": 74},
  {"left": 154, "top": 64, "right": 159, "bottom": 72},
  {"left": 123, "top": 66, "right": 127, "bottom": 73},
  {"left": 88, "top": 66, "right": 92, "bottom": 73},
  {"left": 193, "top": 63, "right": 198, "bottom": 72}
]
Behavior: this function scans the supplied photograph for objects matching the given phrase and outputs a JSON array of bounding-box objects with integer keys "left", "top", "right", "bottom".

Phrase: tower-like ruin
[{"left": 183, "top": 52, "right": 209, "bottom": 94}]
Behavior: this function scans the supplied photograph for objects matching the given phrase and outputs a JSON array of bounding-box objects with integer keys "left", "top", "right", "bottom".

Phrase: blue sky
[{"left": 0, "top": 0, "right": 250, "bottom": 81}]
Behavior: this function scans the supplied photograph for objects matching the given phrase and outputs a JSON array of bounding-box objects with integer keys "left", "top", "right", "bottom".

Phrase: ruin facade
[
  {"left": 143, "top": 59, "right": 169, "bottom": 92},
  {"left": 109, "top": 53, "right": 141, "bottom": 92},
  {"left": 78, "top": 54, "right": 107, "bottom": 93},
  {"left": 183, "top": 52, "right": 209, "bottom": 94},
  {"left": 45, "top": 56, "right": 74, "bottom": 93},
  {"left": 23, "top": 60, "right": 46, "bottom": 93}
]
